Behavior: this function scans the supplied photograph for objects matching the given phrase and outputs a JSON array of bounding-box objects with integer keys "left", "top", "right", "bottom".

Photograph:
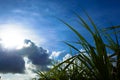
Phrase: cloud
[
  {"left": 49, "top": 51, "right": 63, "bottom": 59},
  {"left": 12, "top": 9, "right": 41, "bottom": 17},
  {"left": 0, "top": 39, "right": 51, "bottom": 74},
  {"left": 0, "top": 73, "right": 37, "bottom": 80},
  {"left": 19, "top": 39, "right": 51, "bottom": 71},
  {"left": 63, "top": 54, "right": 72, "bottom": 61},
  {"left": 0, "top": 52, "right": 25, "bottom": 73}
]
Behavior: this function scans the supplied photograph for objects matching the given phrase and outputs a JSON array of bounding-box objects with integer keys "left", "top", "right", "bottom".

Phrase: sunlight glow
[
  {"left": 0, "top": 24, "right": 25, "bottom": 49},
  {"left": 0, "top": 23, "right": 46, "bottom": 49}
]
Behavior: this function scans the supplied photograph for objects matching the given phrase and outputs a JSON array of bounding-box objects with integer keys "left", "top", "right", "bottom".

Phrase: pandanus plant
[{"left": 37, "top": 13, "right": 120, "bottom": 80}]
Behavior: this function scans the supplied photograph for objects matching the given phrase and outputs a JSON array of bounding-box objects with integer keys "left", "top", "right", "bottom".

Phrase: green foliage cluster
[{"left": 36, "top": 13, "right": 120, "bottom": 80}]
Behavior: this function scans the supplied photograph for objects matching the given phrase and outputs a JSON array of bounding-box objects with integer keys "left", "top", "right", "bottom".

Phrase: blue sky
[
  {"left": 0, "top": 0, "right": 120, "bottom": 51},
  {"left": 0, "top": 0, "right": 120, "bottom": 80}
]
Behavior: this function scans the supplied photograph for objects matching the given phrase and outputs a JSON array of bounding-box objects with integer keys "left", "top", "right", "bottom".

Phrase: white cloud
[
  {"left": 0, "top": 73, "right": 37, "bottom": 80},
  {"left": 63, "top": 54, "right": 72, "bottom": 61},
  {"left": 12, "top": 9, "right": 41, "bottom": 17},
  {"left": 79, "top": 49, "right": 86, "bottom": 53},
  {"left": 49, "top": 51, "right": 64, "bottom": 59}
]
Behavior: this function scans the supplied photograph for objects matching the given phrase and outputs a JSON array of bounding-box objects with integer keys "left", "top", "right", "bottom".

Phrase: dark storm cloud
[
  {"left": 0, "top": 52, "right": 25, "bottom": 73},
  {"left": 20, "top": 39, "right": 51, "bottom": 69},
  {"left": 0, "top": 39, "right": 51, "bottom": 73},
  {"left": 28, "top": 48, "right": 50, "bottom": 65}
]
